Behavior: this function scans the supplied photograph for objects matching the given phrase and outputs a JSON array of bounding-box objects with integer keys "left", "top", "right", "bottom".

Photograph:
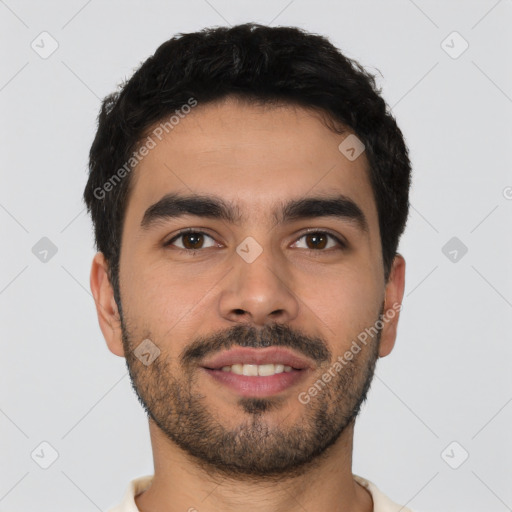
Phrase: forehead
[{"left": 123, "top": 97, "right": 378, "bottom": 232}]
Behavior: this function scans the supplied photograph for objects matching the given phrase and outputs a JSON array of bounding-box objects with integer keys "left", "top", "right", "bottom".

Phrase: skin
[{"left": 90, "top": 96, "right": 406, "bottom": 512}]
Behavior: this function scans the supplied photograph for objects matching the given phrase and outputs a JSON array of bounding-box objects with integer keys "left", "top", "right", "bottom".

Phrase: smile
[{"left": 215, "top": 363, "right": 295, "bottom": 375}]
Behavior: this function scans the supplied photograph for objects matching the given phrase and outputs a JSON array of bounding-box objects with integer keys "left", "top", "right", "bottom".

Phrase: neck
[{"left": 134, "top": 419, "right": 373, "bottom": 512}]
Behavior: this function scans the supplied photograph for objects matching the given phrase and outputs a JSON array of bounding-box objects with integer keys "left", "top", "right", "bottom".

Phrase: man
[{"left": 85, "top": 23, "right": 412, "bottom": 512}]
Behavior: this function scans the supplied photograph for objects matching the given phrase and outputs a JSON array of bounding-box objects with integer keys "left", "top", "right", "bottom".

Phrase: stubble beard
[{"left": 121, "top": 318, "right": 381, "bottom": 481}]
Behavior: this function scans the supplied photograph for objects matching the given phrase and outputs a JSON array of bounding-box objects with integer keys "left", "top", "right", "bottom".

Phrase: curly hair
[{"left": 84, "top": 22, "right": 411, "bottom": 308}]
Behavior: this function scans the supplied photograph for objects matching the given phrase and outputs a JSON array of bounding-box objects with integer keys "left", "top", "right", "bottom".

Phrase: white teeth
[
  {"left": 258, "top": 364, "right": 275, "bottom": 376},
  {"left": 242, "top": 364, "right": 258, "bottom": 376},
  {"left": 231, "top": 364, "right": 244, "bottom": 375},
  {"left": 218, "top": 363, "right": 296, "bottom": 376}
]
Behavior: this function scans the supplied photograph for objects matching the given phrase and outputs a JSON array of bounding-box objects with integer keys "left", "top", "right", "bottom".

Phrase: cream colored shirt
[{"left": 108, "top": 474, "right": 414, "bottom": 512}]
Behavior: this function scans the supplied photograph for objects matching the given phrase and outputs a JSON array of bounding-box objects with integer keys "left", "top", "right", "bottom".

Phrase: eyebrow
[{"left": 140, "top": 192, "right": 369, "bottom": 233}]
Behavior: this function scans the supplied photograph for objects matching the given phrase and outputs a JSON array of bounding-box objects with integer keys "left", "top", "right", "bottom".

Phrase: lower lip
[{"left": 202, "top": 368, "right": 310, "bottom": 397}]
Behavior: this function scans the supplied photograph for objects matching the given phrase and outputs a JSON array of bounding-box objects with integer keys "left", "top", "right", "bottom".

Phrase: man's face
[{"left": 108, "top": 97, "right": 398, "bottom": 478}]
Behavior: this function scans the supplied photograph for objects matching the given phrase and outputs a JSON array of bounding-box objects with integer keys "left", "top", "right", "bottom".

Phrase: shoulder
[
  {"left": 107, "top": 475, "right": 154, "bottom": 512},
  {"left": 353, "top": 474, "right": 415, "bottom": 512}
]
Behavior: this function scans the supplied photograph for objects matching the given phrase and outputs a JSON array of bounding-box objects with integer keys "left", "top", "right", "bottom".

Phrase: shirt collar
[{"left": 110, "top": 474, "right": 413, "bottom": 512}]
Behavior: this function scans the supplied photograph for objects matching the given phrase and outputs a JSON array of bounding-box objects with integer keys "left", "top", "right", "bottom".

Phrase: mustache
[{"left": 181, "top": 322, "right": 332, "bottom": 367}]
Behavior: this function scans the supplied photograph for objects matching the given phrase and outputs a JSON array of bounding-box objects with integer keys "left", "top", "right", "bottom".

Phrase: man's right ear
[{"left": 89, "top": 252, "right": 125, "bottom": 357}]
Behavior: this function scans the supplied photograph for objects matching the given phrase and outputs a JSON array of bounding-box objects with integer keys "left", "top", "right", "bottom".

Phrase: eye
[
  {"left": 291, "top": 231, "right": 345, "bottom": 251},
  {"left": 165, "top": 230, "right": 218, "bottom": 251},
  {"left": 164, "top": 229, "right": 346, "bottom": 253}
]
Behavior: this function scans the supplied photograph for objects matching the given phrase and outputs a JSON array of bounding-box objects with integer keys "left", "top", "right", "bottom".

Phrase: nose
[{"left": 218, "top": 242, "right": 300, "bottom": 327}]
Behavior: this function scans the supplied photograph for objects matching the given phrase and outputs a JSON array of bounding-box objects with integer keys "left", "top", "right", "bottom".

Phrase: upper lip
[{"left": 201, "top": 347, "right": 314, "bottom": 370}]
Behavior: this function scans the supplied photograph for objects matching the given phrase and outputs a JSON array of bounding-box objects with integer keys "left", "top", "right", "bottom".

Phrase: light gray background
[{"left": 1, "top": 1, "right": 511, "bottom": 511}]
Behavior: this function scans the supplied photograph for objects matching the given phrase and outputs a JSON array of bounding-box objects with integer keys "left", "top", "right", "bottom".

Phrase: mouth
[
  {"left": 200, "top": 347, "right": 313, "bottom": 397},
  {"left": 205, "top": 363, "right": 300, "bottom": 375}
]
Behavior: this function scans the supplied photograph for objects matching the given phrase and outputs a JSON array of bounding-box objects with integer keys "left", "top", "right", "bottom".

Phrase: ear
[
  {"left": 378, "top": 253, "right": 406, "bottom": 358},
  {"left": 89, "top": 252, "right": 125, "bottom": 357}
]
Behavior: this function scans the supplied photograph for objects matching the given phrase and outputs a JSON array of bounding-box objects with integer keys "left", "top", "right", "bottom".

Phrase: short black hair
[{"left": 84, "top": 23, "right": 411, "bottom": 309}]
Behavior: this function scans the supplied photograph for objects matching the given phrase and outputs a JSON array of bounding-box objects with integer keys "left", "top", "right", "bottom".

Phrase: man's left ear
[{"left": 378, "top": 253, "right": 406, "bottom": 358}]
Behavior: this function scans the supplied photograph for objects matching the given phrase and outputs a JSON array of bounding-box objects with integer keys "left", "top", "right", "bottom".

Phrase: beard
[{"left": 121, "top": 311, "right": 382, "bottom": 481}]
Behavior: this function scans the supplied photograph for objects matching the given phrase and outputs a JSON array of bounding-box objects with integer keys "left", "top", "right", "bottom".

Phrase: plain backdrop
[{"left": 1, "top": 1, "right": 511, "bottom": 511}]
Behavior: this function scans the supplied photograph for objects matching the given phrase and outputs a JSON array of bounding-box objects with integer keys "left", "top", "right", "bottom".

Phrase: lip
[
  {"left": 200, "top": 348, "right": 315, "bottom": 398},
  {"left": 202, "top": 367, "right": 311, "bottom": 397},
  {"left": 200, "top": 347, "right": 314, "bottom": 371}
]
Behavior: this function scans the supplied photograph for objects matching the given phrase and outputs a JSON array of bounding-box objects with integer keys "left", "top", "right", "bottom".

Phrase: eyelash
[{"left": 164, "top": 228, "right": 347, "bottom": 253}]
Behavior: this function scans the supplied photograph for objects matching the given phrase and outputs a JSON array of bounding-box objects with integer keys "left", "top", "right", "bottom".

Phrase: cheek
[
  {"left": 296, "top": 265, "right": 381, "bottom": 345},
  {"left": 120, "top": 258, "right": 223, "bottom": 335}
]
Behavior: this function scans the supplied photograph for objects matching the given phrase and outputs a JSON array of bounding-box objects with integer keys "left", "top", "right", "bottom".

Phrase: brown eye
[
  {"left": 181, "top": 233, "right": 204, "bottom": 249},
  {"left": 165, "top": 231, "right": 217, "bottom": 251},
  {"left": 305, "top": 233, "right": 328, "bottom": 249},
  {"left": 292, "top": 231, "right": 345, "bottom": 251}
]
